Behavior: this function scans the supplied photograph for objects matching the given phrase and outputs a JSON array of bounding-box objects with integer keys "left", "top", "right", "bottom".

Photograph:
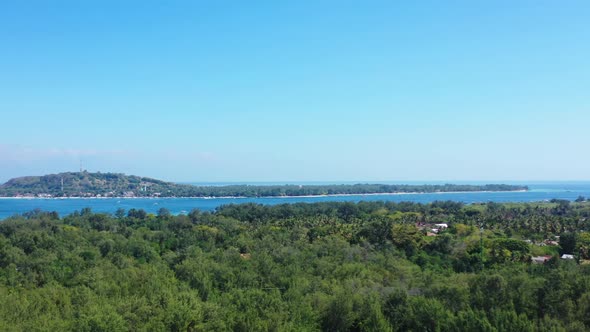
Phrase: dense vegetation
[
  {"left": 173, "top": 183, "right": 527, "bottom": 198},
  {"left": 0, "top": 171, "right": 527, "bottom": 198},
  {"left": 2, "top": 200, "right": 590, "bottom": 331}
]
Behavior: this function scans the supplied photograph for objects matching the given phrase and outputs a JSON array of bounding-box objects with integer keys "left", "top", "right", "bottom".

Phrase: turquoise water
[{"left": 1, "top": 183, "right": 589, "bottom": 219}]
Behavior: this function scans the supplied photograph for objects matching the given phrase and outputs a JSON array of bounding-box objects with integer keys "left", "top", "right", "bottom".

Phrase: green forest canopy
[{"left": 1, "top": 200, "right": 590, "bottom": 331}]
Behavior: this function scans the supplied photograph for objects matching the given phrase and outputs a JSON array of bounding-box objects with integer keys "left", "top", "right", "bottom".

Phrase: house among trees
[
  {"left": 428, "top": 223, "right": 449, "bottom": 234},
  {"left": 532, "top": 255, "right": 553, "bottom": 264}
]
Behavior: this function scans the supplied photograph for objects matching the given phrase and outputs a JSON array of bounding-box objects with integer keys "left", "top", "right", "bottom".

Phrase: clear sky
[{"left": 1, "top": 1, "right": 589, "bottom": 183}]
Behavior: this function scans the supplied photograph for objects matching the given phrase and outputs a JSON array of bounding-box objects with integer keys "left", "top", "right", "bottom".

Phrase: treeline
[
  {"left": 180, "top": 183, "right": 527, "bottom": 198},
  {"left": 1, "top": 200, "right": 590, "bottom": 331},
  {"left": 0, "top": 171, "right": 528, "bottom": 197}
]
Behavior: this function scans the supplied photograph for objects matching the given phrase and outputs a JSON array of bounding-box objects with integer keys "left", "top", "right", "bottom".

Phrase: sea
[{"left": 1, "top": 182, "right": 589, "bottom": 220}]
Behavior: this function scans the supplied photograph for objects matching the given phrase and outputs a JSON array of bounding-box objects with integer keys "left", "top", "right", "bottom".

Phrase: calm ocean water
[{"left": 1, "top": 182, "right": 589, "bottom": 219}]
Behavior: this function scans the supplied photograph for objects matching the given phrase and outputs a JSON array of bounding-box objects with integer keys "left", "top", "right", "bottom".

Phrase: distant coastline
[
  {"left": 0, "top": 171, "right": 529, "bottom": 199},
  {"left": 0, "top": 189, "right": 529, "bottom": 200}
]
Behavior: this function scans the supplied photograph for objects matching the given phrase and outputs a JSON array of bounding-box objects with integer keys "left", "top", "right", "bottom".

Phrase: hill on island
[
  {"left": 0, "top": 172, "right": 528, "bottom": 198},
  {"left": 0, "top": 172, "right": 188, "bottom": 198}
]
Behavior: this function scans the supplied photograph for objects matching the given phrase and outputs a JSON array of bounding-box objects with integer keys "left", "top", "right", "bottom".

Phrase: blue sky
[{"left": 1, "top": 1, "right": 589, "bottom": 183}]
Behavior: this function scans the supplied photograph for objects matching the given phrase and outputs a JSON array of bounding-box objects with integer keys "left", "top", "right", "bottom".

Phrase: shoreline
[{"left": 0, "top": 189, "right": 528, "bottom": 200}]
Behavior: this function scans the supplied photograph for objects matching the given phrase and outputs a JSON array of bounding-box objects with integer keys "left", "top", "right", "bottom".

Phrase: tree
[
  {"left": 157, "top": 208, "right": 171, "bottom": 218},
  {"left": 127, "top": 208, "right": 147, "bottom": 219},
  {"left": 490, "top": 238, "right": 530, "bottom": 263},
  {"left": 115, "top": 208, "right": 126, "bottom": 219},
  {"left": 559, "top": 232, "right": 577, "bottom": 255},
  {"left": 391, "top": 223, "right": 422, "bottom": 256}
]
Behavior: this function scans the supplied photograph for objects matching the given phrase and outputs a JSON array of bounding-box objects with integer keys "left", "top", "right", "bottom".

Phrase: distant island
[{"left": 0, "top": 172, "right": 528, "bottom": 198}]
